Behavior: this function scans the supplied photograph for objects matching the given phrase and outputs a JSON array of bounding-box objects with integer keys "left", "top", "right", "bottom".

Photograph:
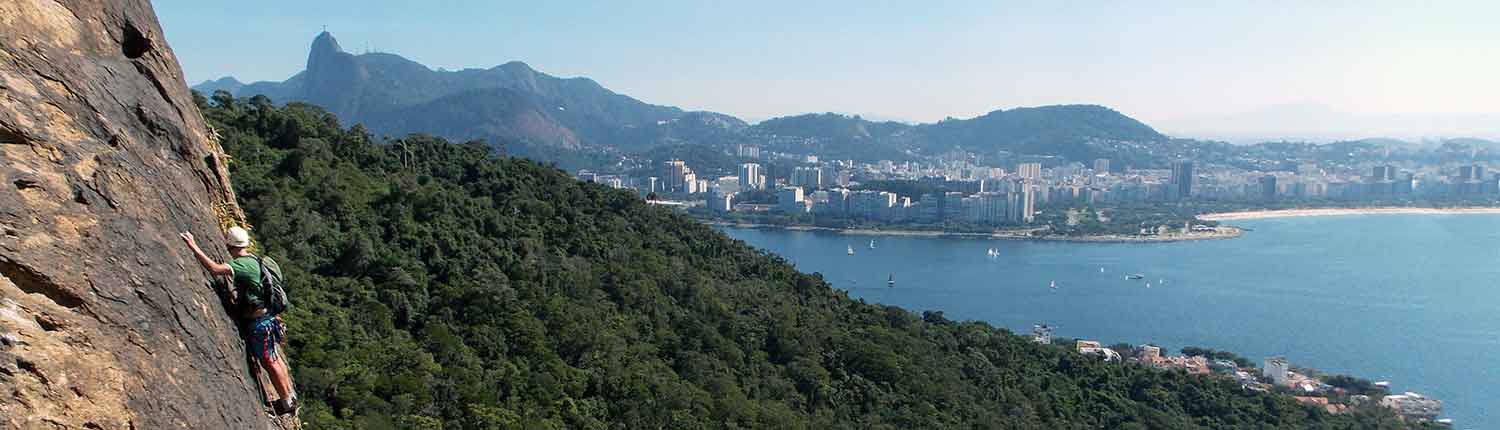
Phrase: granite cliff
[{"left": 1, "top": 1, "right": 292, "bottom": 428}]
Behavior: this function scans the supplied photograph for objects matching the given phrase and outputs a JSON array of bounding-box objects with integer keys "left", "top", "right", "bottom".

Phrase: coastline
[
  {"left": 706, "top": 221, "right": 1243, "bottom": 243},
  {"left": 1198, "top": 207, "right": 1500, "bottom": 221}
]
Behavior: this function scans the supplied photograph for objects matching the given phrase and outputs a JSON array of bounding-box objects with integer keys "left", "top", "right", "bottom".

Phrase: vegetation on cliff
[{"left": 199, "top": 92, "right": 1416, "bottom": 429}]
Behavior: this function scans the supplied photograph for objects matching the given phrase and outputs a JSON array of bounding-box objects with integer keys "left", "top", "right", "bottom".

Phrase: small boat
[
  {"left": 986, "top": 248, "right": 998, "bottom": 257},
  {"left": 887, "top": 274, "right": 895, "bottom": 287},
  {"left": 1100, "top": 267, "right": 1105, "bottom": 273},
  {"left": 869, "top": 239, "right": 876, "bottom": 249},
  {"left": 1126, "top": 273, "right": 1145, "bottom": 280},
  {"left": 847, "top": 245, "right": 855, "bottom": 255},
  {"left": 1049, "top": 280, "right": 1057, "bottom": 290},
  {"left": 1145, "top": 282, "right": 1152, "bottom": 288}
]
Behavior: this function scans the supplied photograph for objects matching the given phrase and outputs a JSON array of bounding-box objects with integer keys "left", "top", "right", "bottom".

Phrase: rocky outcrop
[{"left": 0, "top": 1, "right": 289, "bottom": 429}]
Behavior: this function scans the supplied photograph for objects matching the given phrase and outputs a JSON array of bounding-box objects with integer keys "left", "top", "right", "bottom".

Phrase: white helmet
[{"left": 226, "top": 226, "right": 252, "bottom": 248}]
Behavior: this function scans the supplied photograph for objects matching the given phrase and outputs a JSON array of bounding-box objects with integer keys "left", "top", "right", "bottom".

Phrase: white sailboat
[
  {"left": 1049, "top": 280, "right": 1057, "bottom": 290},
  {"left": 847, "top": 245, "right": 855, "bottom": 255},
  {"left": 869, "top": 239, "right": 876, "bottom": 249},
  {"left": 1145, "top": 282, "right": 1152, "bottom": 288},
  {"left": 887, "top": 274, "right": 895, "bottom": 287},
  {"left": 1100, "top": 267, "right": 1105, "bottom": 273}
]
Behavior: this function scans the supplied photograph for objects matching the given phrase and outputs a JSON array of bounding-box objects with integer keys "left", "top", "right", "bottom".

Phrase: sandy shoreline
[
  {"left": 706, "top": 221, "right": 1242, "bottom": 243},
  {"left": 1198, "top": 207, "right": 1500, "bottom": 221}
]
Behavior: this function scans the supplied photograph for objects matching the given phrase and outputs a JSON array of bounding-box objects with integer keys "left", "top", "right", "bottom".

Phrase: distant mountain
[
  {"left": 192, "top": 76, "right": 243, "bottom": 95},
  {"left": 1159, "top": 103, "right": 1500, "bottom": 143},
  {"left": 750, "top": 113, "right": 911, "bottom": 142},
  {"left": 740, "top": 106, "right": 1165, "bottom": 162},
  {"left": 197, "top": 31, "right": 694, "bottom": 149},
  {"left": 198, "top": 33, "right": 1173, "bottom": 162},
  {"left": 918, "top": 105, "right": 1165, "bottom": 156}
]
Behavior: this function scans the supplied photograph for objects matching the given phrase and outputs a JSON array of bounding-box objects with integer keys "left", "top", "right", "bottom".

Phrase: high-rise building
[
  {"left": 1371, "top": 165, "right": 1396, "bottom": 182},
  {"left": 1263, "top": 357, "right": 1291, "bottom": 386},
  {"left": 1093, "top": 159, "right": 1110, "bottom": 175},
  {"left": 708, "top": 189, "right": 735, "bottom": 212},
  {"left": 849, "top": 190, "right": 897, "bottom": 220},
  {"left": 660, "top": 160, "right": 687, "bottom": 192},
  {"left": 1017, "top": 162, "right": 1042, "bottom": 181},
  {"left": 1259, "top": 175, "right": 1277, "bottom": 200},
  {"left": 812, "top": 188, "right": 849, "bottom": 214},
  {"left": 1396, "top": 173, "right": 1415, "bottom": 194},
  {"left": 1170, "top": 161, "right": 1195, "bottom": 200},
  {"left": 776, "top": 187, "right": 805, "bottom": 213},
  {"left": 1022, "top": 184, "right": 1036, "bottom": 223},
  {"left": 736, "top": 144, "right": 761, "bottom": 159},
  {"left": 790, "top": 166, "right": 823, "bottom": 189},
  {"left": 942, "top": 192, "right": 965, "bottom": 221},
  {"left": 1459, "top": 164, "right": 1486, "bottom": 182},
  {"left": 739, "top": 163, "right": 764, "bottom": 191}
]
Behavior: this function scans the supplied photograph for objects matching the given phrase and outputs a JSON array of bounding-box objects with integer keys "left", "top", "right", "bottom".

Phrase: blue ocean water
[{"left": 722, "top": 214, "right": 1500, "bottom": 428}]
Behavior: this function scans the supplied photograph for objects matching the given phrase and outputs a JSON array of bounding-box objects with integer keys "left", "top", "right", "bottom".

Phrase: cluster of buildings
[
  {"left": 578, "top": 146, "right": 1500, "bottom": 225},
  {"left": 1060, "top": 340, "right": 1446, "bottom": 422},
  {"left": 758, "top": 181, "right": 1042, "bottom": 224},
  {"left": 1204, "top": 163, "right": 1499, "bottom": 201}
]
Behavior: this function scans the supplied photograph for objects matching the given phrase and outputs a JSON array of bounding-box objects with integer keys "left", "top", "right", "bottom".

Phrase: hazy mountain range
[
  {"left": 197, "top": 33, "right": 1500, "bottom": 165},
  {"left": 195, "top": 32, "right": 1171, "bottom": 162}
]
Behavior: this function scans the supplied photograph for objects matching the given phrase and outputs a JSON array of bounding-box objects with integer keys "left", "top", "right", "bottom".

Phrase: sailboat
[
  {"left": 986, "top": 248, "right": 998, "bottom": 257},
  {"left": 887, "top": 274, "right": 895, "bottom": 287},
  {"left": 1100, "top": 267, "right": 1105, "bottom": 273},
  {"left": 869, "top": 239, "right": 876, "bottom": 249},
  {"left": 1145, "top": 282, "right": 1152, "bottom": 288},
  {"left": 847, "top": 245, "right": 855, "bottom": 256},
  {"left": 1049, "top": 280, "right": 1057, "bottom": 290}
]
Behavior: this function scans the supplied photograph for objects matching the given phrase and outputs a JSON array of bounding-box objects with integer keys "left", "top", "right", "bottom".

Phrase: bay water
[{"left": 722, "top": 214, "right": 1500, "bottom": 428}]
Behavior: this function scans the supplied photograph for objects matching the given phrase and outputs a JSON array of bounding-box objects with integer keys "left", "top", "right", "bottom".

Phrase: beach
[{"left": 1198, "top": 207, "right": 1500, "bottom": 221}]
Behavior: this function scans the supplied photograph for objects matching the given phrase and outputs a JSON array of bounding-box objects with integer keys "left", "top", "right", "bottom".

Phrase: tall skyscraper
[
  {"left": 1371, "top": 165, "right": 1396, "bottom": 182},
  {"left": 1021, "top": 183, "right": 1036, "bottom": 223},
  {"left": 1459, "top": 164, "right": 1485, "bottom": 182},
  {"left": 1170, "top": 161, "right": 1195, "bottom": 200},
  {"left": 739, "top": 163, "right": 764, "bottom": 191},
  {"left": 661, "top": 160, "right": 688, "bottom": 192},
  {"left": 776, "top": 186, "right": 805, "bottom": 213},
  {"left": 1093, "top": 159, "right": 1110, "bottom": 174},
  {"left": 1017, "top": 163, "right": 1042, "bottom": 181},
  {"left": 790, "top": 166, "right": 823, "bottom": 189},
  {"left": 1259, "top": 175, "right": 1277, "bottom": 200}
]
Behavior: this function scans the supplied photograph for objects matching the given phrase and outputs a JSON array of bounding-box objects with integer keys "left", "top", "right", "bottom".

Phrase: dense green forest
[{"left": 198, "top": 91, "right": 1417, "bottom": 429}]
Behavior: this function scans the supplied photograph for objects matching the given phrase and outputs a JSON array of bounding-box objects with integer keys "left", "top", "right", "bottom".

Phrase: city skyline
[{"left": 155, "top": 1, "right": 1500, "bottom": 139}]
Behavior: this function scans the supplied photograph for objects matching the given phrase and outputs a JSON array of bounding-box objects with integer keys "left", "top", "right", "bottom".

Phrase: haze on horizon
[{"left": 155, "top": 0, "right": 1500, "bottom": 141}]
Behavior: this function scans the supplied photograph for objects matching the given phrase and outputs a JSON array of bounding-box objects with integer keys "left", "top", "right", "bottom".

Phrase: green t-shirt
[{"left": 229, "top": 255, "right": 265, "bottom": 310}]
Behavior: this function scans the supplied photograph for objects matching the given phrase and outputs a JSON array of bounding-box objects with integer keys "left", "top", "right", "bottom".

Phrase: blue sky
[{"left": 155, "top": 1, "right": 1500, "bottom": 125}]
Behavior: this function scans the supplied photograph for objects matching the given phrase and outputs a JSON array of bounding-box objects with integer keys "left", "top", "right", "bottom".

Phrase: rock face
[{"left": 0, "top": 1, "right": 288, "bottom": 429}]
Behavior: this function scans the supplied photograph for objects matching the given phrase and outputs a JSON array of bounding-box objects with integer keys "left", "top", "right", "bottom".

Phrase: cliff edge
[{"left": 1, "top": 1, "right": 288, "bottom": 428}]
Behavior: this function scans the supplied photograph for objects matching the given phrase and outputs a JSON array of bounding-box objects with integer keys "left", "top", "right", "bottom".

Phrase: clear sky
[{"left": 154, "top": 1, "right": 1500, "bottom": 126}]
